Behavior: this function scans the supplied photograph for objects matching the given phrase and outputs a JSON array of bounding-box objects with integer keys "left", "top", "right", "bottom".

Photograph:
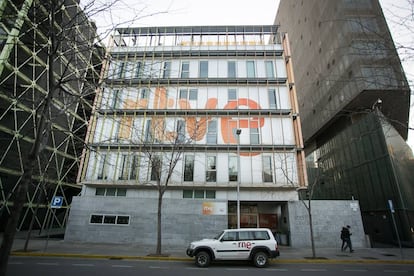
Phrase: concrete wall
[
  {"left": 288, "top": 200, "right": 367, "bottom": 248},
  {"left": 65, "top": 196, "right": 227, "bottom": 248}
]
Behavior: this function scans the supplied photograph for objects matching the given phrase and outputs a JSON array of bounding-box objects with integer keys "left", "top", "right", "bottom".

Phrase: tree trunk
[
  {"left": 308, "top": 201, "right": 316, "bottom": 258},
  {"left": 156, "top": 189, "right": 163, "bottom": 255}
]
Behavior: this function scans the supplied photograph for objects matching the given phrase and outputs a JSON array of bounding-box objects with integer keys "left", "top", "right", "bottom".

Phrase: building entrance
[{"left": 228, "top": 202, "right": 281, "bottom": 233}]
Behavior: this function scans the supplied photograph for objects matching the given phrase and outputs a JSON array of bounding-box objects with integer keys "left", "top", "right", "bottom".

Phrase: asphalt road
[{"left": 6, "top": 256, "right": 414, "bottom": 276}]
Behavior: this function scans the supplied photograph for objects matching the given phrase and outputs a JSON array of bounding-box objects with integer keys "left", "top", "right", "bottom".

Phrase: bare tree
[{"left": 132, "top": 117, "right": 201, "bottom": 256}]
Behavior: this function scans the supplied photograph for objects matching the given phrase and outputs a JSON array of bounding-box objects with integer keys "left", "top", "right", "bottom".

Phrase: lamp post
[{"left": 236, "top": 129, "right": 242, "bottom": 229}]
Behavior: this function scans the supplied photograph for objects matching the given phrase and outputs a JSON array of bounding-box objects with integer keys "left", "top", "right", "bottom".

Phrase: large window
[
  {"left": 250, "top": 127, "right": 260, "bottom": 144},
  {"left": 206, "top": 155, "right": 217, "bottom": 182},
  {"left": 163, "top": 61, "right": 171, "bottom": 78},
  {"left": 228, "top": 88, "right": 237, "bottom": 102},
  {"left": 246, "top": 61, "right": 256, "bottom": 78},
  {"left": 268, "top": 89, "right": 278, "bottom": 109},
  {"left": 97, "top": 153, "right": 108, "bottom": 180},
  {"left": 150, "top": 155, "right": 162, "bottom": 181},
  {"left": 177, "top": 119, "right": 186, "bottom": 143},
  {"left": 119, "top": 154, "right": 131, "bottom": 180},
  {"left": 263, "top": 156, "right": 273, "bottom": 182},
  {"left": 116, "top": 61, "right": 125, "bottom": 78},
  {"left": 199, "top": 61, "right": 208, "bottom": 78},
  {"left": 229, "top": 155, "right": 238, "bottom": 181},
  {"left": 111, "top": 89, "right": 122, "bottom": 109},
  {"left": 184, "top": 155, "right": 195, "bottom": 181},
  {"left": 265, "top": 61, "right": 275, "bottom": 78},
  {"left": 181, "top": 61, "right": 190, "bottom": 78},
  {"left": 134, "top": 61, "right": 143, "bottom": 78},
  {"left": 207, "top": 120, "right": 217, "bottom": 144},
  {"left": 228, "top": 61, "right": 236, "bottom": 78}
]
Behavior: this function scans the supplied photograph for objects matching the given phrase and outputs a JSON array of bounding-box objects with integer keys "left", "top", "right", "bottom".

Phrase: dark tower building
[{"left": 275, "top": 0, "right": 413, "bottom": 246}]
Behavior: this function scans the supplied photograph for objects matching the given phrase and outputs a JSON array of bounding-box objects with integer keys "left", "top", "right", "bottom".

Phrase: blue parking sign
[{"left": 51, "top": 196, "right": 63, "bottom": 208}]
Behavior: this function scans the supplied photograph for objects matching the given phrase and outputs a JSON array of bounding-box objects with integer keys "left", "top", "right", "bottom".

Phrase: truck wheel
[
  {"left": 195, "top": 251, "right": 211, "bottom": 267},
  {"left": 253, "top": 251, "right": 268, "bottom": 268}
]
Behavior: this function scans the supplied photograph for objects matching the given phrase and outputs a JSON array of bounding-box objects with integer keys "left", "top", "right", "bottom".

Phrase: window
[
  {"left": 250, "top": 128, "right": 260, "bottom": 144},
  {"left": 205, "top": 190, "right": 216, "bottom": 199},
  {"left": 119, "top": 154, "right": 131, "bottom": 180},
  {"left": 184, "top": 155, "right": 194, "bottom": 181},
  {"left": 265, "top": 61, "right": 275, "bottom": 78},
  {"left": 229, "top": 155, "right": 238, "bottom": 181},
  {"left": 189, "top": 89, "right": 198, "bottom": 100},
  {"left": 194, "top": 190, "right": 204, "bottom": 199},
  {"left": 228, "top": 61, "right": 236, "bottom": 78},
  {"left": 177, "top": 120, "right": 186, "bottom": 143},
  {"left": 111, "top": 89, "right": 122, "bottom": 109},
  {"left": 207, "top": 120, "right": 217, "bottom": 144},
  {"left": 144, "top": 119, "right": 152, "bottom": 142},
  {"left": 150, "top": 155, "right": 162, "bottom": 181},
  {"left": 134, "top": 61, "right": 143, "bottom": 78},
  {"left": 140, "top": 88, "right": 149, "bottom": 99},
  {"left": 90, "top": 214, "right": 130, "bottom": 225},
  {"left": 228, "top": 89, "right": 237, "bottom": 102},
  {"left": 163, "top": 61, "right": 171, "bottom": 78},
  {"left": 130, "top": 155, "right": 139, "bottom": 180},
  {"left": 206, "top": 155, "right": 217, "bottom": 182},
  {"left": 246, "top": 61, "right": 255, "bottom": 77},
  {"left": 181, "top": 61, "right": 190, "bottom": 78},
  {"left": 180, "top": 88, "right": 198, "bottom": 101},
  {"left": 116, "top": 61, "right": 125, "bottom": 78},
  {"left": 183, "top": 189, "right": 216, "bottom": 199},
  {"left": 95, "top": 187, "right": 127, "bottom": 196},
  {"left": 183, "top": 190, "right": 193, "bottom": 198},
  {"left": 199, "top": 61, "right": 208, "bottom": 78},
  {"left": 97, "top": 154, "right": 108, "bottom": 180},
  {"left": 263, "top": 156, "right": 273, "bottom": 182},
  {"left": 268, "top": 89, "right": 278, "bottom": 109}
]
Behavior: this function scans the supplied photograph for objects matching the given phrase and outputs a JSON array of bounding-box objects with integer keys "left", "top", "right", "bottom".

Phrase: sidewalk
[{"left": 7, "top": 236, "right": 414, "bottom": 264}]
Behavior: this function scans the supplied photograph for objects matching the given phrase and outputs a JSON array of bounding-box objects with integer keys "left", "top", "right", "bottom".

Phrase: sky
[{"left": 88, "top": 0, "right": 414, "bottom": 149}]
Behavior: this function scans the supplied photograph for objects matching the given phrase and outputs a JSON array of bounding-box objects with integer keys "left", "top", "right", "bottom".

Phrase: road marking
[
  {"left": 384, "top": 270, "right": 408, "bottom": 273},
  {"left": 149, "top": 266, "right": 169, "bottom": 269},
  {"left": 112, "top": 265, "right": 134, "bottom": 268},
  {"left": 344, "top": 269, "right": 368, "bottom": 272},
  {"left": 301, "top": 268, "right": 327, "bottom": 272},
  {"left": 8, "top": 262, "right": 24, "bottom": 265},
  {"left": 266, "top": 268, "right": 288, "bottom": 271},
  {"left": 37, "top": 262, "right": 59, "bottom": 266},
  {"left": 186, "top": 267, "right": 208, "bottom": 270},
  {"left": 72, "top": 263, "right": 95, "bottom": 267},
  {"left": 226, "top": 268, "right": 249, "bottom": 271}
]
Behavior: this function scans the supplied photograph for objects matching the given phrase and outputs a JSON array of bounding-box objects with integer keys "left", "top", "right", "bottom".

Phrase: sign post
[{"left": 388, "top": 199, "right": 403, "bottom": 259}]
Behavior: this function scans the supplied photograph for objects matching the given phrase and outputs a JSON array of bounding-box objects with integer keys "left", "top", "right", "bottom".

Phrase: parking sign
[{"left": 51, "top": 196, "right": 63, "bottom": 209}]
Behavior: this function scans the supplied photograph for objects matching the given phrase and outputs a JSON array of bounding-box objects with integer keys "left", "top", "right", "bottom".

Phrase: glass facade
[{"left": 307, "top": 112, "right": 414, "bottom": 245}]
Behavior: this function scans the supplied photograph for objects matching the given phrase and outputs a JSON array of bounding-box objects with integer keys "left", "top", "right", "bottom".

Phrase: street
[{"left": 6, "top": 256, "right": 414, "bottom": 276}]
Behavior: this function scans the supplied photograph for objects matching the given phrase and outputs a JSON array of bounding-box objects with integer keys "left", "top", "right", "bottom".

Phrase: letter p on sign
[{"left": 51, "top": 196, "right": 63, "bottom": 209}]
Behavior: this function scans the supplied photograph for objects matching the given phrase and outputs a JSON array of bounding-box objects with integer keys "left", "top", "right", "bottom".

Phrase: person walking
[{"left": 341, "top": 225, "right": 354, "bottom": 252}]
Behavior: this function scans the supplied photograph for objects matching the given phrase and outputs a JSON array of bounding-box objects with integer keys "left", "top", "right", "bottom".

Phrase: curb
[{"left": 11, "top": 251, "right": 414, "bottom": 265}]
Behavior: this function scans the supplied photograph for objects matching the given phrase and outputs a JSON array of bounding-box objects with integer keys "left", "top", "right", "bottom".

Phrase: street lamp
[{"left": 236, "top": 129, "right": 242, "bottom": 229}]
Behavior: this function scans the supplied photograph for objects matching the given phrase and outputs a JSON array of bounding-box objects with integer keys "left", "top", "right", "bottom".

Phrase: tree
[{"left": 131, "top": 116, "right": 201, "bottom": 256}]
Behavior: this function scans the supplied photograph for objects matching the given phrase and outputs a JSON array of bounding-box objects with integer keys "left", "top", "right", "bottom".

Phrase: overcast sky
[{"left": 89, "top": 0, "right": 414, "bottom": 149}]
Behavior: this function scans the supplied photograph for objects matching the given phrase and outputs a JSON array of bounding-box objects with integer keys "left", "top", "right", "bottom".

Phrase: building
[
  {"left": 0, "top": 0, "right": 102, "bottom": 233},
  {"left": 275, "top": 0, "right": 413, "bottom": 246},
  {"left": 65, "top": 25, "right": 310, "bottom": 245}
]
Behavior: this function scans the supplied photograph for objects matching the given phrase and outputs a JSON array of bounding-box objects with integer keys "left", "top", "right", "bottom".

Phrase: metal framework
[{"left": 0, "top": 0, "right": 102, "bottom": 233}]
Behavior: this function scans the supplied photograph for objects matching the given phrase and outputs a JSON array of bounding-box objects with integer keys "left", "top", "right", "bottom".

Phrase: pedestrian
[{"left": 341, "top": 225, "right": 354, "bottom": 253}]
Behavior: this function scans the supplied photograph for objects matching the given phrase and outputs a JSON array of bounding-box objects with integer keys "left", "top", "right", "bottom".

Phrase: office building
[{"left": 65, "top": 25, "right": 309, "bottom": 245}]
